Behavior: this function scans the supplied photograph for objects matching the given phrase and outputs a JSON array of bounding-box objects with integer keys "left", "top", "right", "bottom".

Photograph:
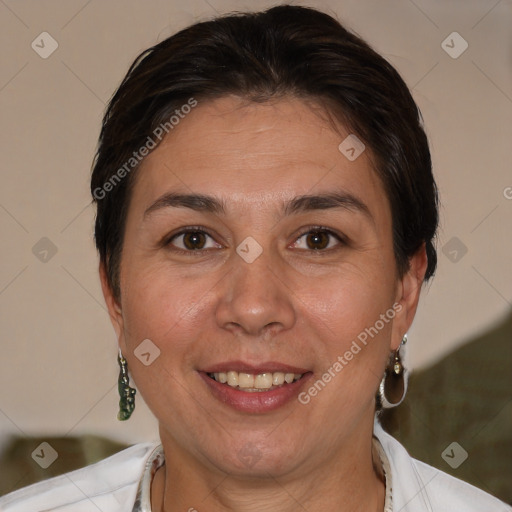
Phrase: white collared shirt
[{"left": 1, "top": 422, "right": 510, "bottom": 511}]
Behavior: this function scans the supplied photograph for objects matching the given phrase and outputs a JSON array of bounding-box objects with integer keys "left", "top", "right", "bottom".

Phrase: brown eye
[
  {"left": 306, "top": 231, "right": 330, "bottom": 250},
  {"left": 168, "top": 230, "right": 221, "bottom": 251},
  {"left": 292, "top": 229, "right": 342, "bottom": 251},
  {"left": 183, "top": 231, "right": 206, "bottom": 250}
]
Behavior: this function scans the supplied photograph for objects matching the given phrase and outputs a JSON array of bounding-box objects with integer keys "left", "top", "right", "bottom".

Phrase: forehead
[{"left": 129, "top": 96, "right": 389, "bottom": 222}]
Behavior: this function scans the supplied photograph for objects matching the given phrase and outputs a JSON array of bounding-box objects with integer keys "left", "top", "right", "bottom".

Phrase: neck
[{"left": 152, "top": 418, "right": 385, "bottom": 512}]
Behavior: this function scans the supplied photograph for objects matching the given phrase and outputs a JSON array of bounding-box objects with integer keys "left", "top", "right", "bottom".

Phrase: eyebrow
[
  {"left": 144, "top": 193, "right": 226, "bottom": 218},
  {"left": 143, "top": 191, "right": 374, "bottom": 223},
  {"left": 284, "top": 192, "right": 373, "bottom": 222}
]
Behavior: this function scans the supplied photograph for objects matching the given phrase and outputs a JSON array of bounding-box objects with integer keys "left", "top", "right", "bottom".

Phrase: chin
[{"left": 207, "top": 435, "right": 303, "bottom": 478}]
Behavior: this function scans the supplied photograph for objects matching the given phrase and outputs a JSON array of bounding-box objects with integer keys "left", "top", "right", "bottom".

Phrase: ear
[
  {"left": 390, "top": 243, "right": 428, "bottom": 350},
  {"left": 99, "top": 261, "right": 125, "bottom": 348}
]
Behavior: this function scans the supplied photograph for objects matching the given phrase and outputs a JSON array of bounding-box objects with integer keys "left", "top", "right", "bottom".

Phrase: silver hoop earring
[{"left": 378, "top": 334, "right": 408, "bottom": 409}]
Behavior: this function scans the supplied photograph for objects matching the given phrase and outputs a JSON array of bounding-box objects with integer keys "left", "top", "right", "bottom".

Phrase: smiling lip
[{"left": 199, "top": 360, "right": 312, "bottom": 413}]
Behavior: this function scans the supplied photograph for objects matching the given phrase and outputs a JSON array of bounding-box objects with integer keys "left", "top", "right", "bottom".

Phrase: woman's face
[{"left": 102, "top": 96, "right": 425, "bottom": 478}]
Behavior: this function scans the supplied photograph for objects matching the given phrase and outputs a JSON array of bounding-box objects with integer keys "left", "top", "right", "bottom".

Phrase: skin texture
[{"left": 100, "top": 96, "right": 427, "bottom": 511}]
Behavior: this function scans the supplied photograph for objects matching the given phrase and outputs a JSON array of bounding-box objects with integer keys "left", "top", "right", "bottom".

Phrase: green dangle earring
[{"left": 117, "top": 350, "right": 136, "bottom": 421}]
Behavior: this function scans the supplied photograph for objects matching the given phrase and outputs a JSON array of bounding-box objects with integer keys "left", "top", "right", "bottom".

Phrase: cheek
[
  {"left": 304, "top": 265, "right": 394, "bottom": 339},
  {"left": 120, "top": 260, "right": 204, "bottom": 339},
  {"left": 301, "top": 278, "right": 395, "bottom": 406},
  {"left": 298, "top": 265, "right": 397, "bottom": 399},
  {"left": 118, "top": 270, "right": 209, "bottom": 415}
]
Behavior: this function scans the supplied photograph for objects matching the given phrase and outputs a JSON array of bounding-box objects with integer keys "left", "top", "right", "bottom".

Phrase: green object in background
[
  {"left": 0, "top": 435, "right": 128, "bottom": 497},
  {"left": 381, "top": 311, "right": 512, "bottom": 505}
]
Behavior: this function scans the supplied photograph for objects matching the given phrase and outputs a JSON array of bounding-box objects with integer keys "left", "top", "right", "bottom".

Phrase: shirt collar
[{"left": 132, "top": 444, "right": 164, "bottom": 512}]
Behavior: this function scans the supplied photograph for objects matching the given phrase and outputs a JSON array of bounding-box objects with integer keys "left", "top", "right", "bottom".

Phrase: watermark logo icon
[
  {"left": 442, "top": 236, "right": 468, "bottom": 263},
  {"left": 441, "top": 32, "right": 468, "bottom": 59},
  {"left": 32, "top": 237, "right": 58, "bottom": 263},
  {"left": 31, "top": 32, "right": 58, "bottom": 59},
  {"left": 31, "top": 442, "right": 58, "bottom": 469},
  {"left": 236, "top": 236, "right": 263, "bottom": 264},
  {"left": 338, "top": 134, "right": 366, "bottom": 161},
  {"left": 503, "top": 187, "right": 512, "bottom": 200},
  {"left": 237, "top": 441, "right": 262, "bottom": 468},
  {"left": 134, "top": 339, "right": 161, "bottom": 366},
  {"left": 441, "top": 442, "right": 468, "bottom": 469}
]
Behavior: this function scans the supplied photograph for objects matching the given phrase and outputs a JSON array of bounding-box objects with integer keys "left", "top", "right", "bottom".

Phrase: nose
[{"left": 215, "top": 250, "right": 296, "bottom": 338}]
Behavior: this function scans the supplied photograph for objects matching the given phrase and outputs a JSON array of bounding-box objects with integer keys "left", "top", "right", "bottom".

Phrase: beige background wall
[{"left": 1, "top": 0, "right": 511, "bottom": 453}]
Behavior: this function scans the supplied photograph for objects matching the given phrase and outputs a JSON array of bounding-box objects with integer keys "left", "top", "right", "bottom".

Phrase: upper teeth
[{"left": 210, "top": 371, "right": 303, "bottom": 391}]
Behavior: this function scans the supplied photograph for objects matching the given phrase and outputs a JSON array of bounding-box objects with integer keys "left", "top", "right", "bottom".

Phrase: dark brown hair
[{"left": 91, "top": 4, "right": 438, "bottom": 300}]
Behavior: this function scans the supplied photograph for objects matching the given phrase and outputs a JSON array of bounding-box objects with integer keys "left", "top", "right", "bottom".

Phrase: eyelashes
[
  {"left": 167, "top": 228, "right": 222, "bottom": 251},
  {"left": 291, "top": 228, "right": 345, "bottom": 251},
  {"left": 164, "top": 226, "right": 346, "bottom": 254}
]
